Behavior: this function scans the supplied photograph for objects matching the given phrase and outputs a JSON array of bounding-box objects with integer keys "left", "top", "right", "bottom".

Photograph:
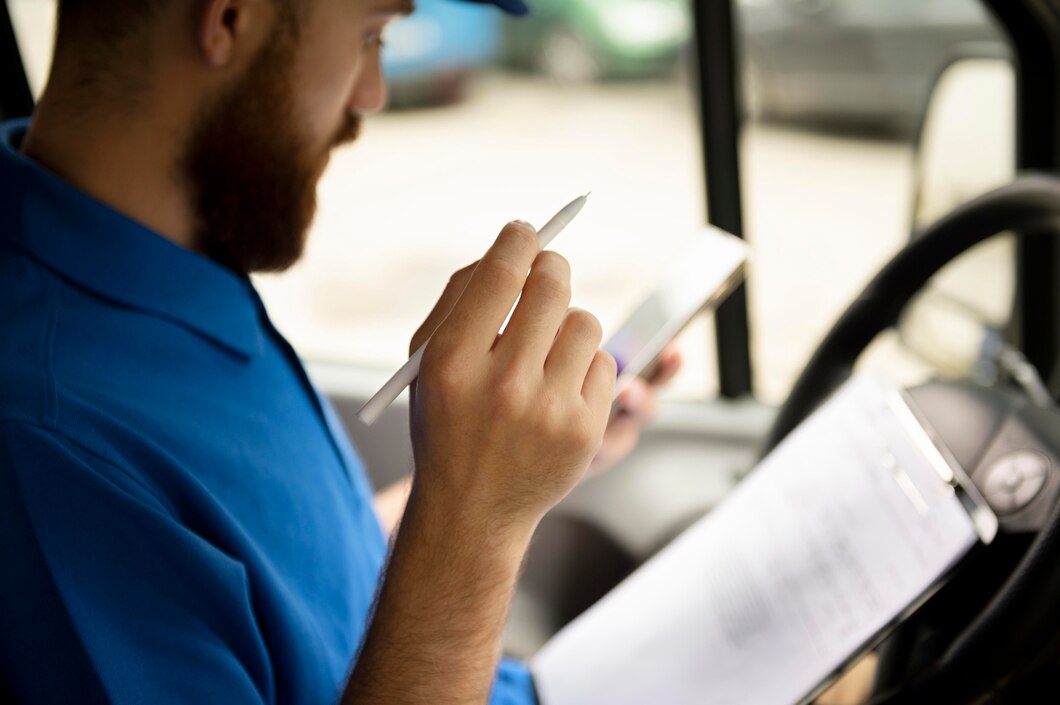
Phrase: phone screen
[
  {"left": 606, "top": 292, "right": 670, "bottom": 375},
  {"left": 602, "top": 227, "right": 748, "bottom": 386}
]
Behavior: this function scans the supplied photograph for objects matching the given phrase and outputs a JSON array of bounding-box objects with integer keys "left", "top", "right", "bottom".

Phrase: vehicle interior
[{"left": 3, "top": 0, "right": 1060, "bottom": 702}]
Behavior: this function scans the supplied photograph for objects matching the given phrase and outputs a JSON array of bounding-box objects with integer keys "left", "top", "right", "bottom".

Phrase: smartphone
[{"left": 603, "top": 226, "right": 748, "bottom": 397}]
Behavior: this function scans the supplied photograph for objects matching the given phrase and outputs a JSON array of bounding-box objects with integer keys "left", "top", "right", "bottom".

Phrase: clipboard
[{"left": 532, "top": 375, "right": 998, "bottom": 705}]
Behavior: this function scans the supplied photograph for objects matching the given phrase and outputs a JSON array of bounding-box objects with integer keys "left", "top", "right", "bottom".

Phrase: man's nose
[{"left": 349, "top": 58, "right": 388, "bottom": 115}]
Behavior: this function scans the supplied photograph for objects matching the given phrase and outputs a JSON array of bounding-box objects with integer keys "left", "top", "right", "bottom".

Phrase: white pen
[{"left": 357, "top": 193, "right": 591, "bottom": 426}]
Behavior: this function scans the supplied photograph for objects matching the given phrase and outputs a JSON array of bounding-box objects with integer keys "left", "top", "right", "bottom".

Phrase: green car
[{"left": 502, "top": 0, "right": 692, "bottom": 82}]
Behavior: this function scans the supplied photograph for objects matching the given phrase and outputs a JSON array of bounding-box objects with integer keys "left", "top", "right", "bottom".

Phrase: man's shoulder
[
  {"left": 0, "top": 246, "right": 151, "bottom": 434},
  {"left": 0, "top": 251, "right": 183, "bottom": 514},
  {"left": 0, "top": 247, "right": 61, "bottom": 426},
  {"left": 0, "top": 256, "right": 177, "bottom": 518}
]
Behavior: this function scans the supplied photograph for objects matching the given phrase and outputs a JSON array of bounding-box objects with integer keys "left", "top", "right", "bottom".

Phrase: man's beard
[{"left": 182, "top": 25, "right": 362, "bottom": 274}]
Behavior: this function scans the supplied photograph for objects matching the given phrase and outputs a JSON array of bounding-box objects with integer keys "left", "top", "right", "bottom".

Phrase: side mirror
[
  {"left": 902, "top": 55, "right": 1019, "bottom": 387},
  {"left": 913, "top": 56, "right": 1015, "bottom": 231}
]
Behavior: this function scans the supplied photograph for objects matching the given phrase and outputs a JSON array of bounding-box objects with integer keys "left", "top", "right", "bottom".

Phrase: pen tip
[{"left": 582, "top": 191, "right": 592, "bottom": 199}]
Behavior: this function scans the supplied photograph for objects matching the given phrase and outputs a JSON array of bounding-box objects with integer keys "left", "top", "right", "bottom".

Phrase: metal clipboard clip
[{"left": 887, "top": 387, "right": 1000, "bottom": 545}]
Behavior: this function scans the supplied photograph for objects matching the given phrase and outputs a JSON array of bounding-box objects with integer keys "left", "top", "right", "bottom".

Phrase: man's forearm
[{"left": 342, "top": 491, "right": 533, "bottom": 705}]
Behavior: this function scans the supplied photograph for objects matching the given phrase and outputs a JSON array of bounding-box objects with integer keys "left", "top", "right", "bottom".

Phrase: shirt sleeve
[
  {"left": 491, "top": 657, "right": 540, "bottom": 705},
  {"left": 0, "top": 421, "right": 275, "bottom": 705}
]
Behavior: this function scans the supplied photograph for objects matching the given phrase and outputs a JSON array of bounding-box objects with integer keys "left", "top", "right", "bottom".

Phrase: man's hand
[
  {"left": 372, "top": 264, "right": 684, "bottom": 538},
  {"left": 410, "top": 261, "right": 682, "bottom": 485},
  {"left": 587, "top": 345, "right": 682, "bottom": 477},
  {"left": 405, "top": 222, "right": 616, "bottom": 530},
  {"left": 345, "top": 222, "right": 615, "bottom": 705}
]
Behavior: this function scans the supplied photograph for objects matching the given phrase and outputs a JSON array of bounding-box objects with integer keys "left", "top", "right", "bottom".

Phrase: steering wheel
[
  {"left": 763, "top": 175, "right": 1060, "bottom": 455},
  {"left": 759, "top": 176, "right": 1060, "bottom": 703}
]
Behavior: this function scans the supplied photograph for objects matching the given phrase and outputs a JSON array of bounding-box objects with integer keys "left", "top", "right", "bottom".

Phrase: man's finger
[
  {"left": 434, "top": 222, "right": 541, "bottom": 353},
  {"left": 645, "top": 346, "right": 682, "bottom": 387},
  {"left": 614, "top": 378, "right": 660, "bottom": 424},
  {"left": 582, "top": 349, "right": 618, "bottom": 413},
  {"left": 546, "top": 308, "right": 604, "bottom": 389},
  {"left": 410, "top": 261, "right": 478, "bottom": 355},
  {"left": 496, "top": 251, "right": 571, "bottom": 368}
]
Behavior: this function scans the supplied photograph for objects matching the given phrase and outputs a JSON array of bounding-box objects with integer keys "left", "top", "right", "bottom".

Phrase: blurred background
[{"left": 7, "top": 0, "right": 1016, "bottom": 405}]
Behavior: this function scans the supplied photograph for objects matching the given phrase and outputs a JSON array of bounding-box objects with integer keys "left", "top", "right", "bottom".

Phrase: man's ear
[{"left": 198, "top": 0, "right": 272, "bottom": 68}]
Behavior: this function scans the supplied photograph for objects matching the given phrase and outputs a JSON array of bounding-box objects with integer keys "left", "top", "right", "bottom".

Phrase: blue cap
[{"left": 457, "top": 0, "right": 531, "bottom": 16}]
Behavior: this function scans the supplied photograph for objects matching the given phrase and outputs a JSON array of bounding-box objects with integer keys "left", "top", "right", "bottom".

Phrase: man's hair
[
  {"left": 56, "top": 0, "right": 305, "bottom": 44},
  {"left": 53, "top": 1, "right": 305, "bottom": 84},
  {"left": 55, "top": 1, "right": 170, "bottom": 55},
  {"left": 52, "top": 0, "right": 176, "bottom": 98}
]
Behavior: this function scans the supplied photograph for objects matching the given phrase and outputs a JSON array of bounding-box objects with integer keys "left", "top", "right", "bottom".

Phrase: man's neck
[{"left": 20, "top": 84, "right": 199, "bottom": 253}]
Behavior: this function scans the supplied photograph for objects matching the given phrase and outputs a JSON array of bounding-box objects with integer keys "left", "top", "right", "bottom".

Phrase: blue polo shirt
[{"left": 0, "top": 119, "right": 536, "bottom": 705}]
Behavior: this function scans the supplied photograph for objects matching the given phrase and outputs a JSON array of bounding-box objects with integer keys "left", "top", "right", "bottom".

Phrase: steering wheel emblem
[{"left": 982, "top": 449, "right": 1052, "bottom": 514}]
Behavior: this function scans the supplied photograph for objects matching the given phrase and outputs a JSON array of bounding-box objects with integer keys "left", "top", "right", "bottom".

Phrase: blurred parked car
[
  {"left": 501, "top": 0, "right": 692, "bottom": 82},
  {"left": 382, "top": 0, "right": 502, "bottom": 108},
  {"left": 738, "top": 0, "right": 1009, "bottom": 134}
]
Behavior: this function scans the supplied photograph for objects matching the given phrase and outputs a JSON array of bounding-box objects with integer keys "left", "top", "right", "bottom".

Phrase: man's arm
[
  {"left": 344, "top": 222, "right": 615, "bottom": 704},
  {"left": 345, "top": 491, "right": 535, "bottom": 704}
]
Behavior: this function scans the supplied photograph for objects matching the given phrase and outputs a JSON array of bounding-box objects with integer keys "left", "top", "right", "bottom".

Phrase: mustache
[{"left": 332, "top": 112, "right": 363, "bottom": 148}]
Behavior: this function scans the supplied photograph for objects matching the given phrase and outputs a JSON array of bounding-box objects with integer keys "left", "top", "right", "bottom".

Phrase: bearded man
[{"left": 0, "top": 1, "right": 679, "bottom": 703}]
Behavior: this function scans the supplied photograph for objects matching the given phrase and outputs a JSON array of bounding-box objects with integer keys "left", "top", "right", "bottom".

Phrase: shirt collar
[{"left": 0, "top": 119, "right": 265, "bottom": 359}]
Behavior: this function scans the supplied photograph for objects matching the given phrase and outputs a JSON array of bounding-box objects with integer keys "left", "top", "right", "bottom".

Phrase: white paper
[{"left": 532, "top": 376, "right": 983, "bottom": 705}]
